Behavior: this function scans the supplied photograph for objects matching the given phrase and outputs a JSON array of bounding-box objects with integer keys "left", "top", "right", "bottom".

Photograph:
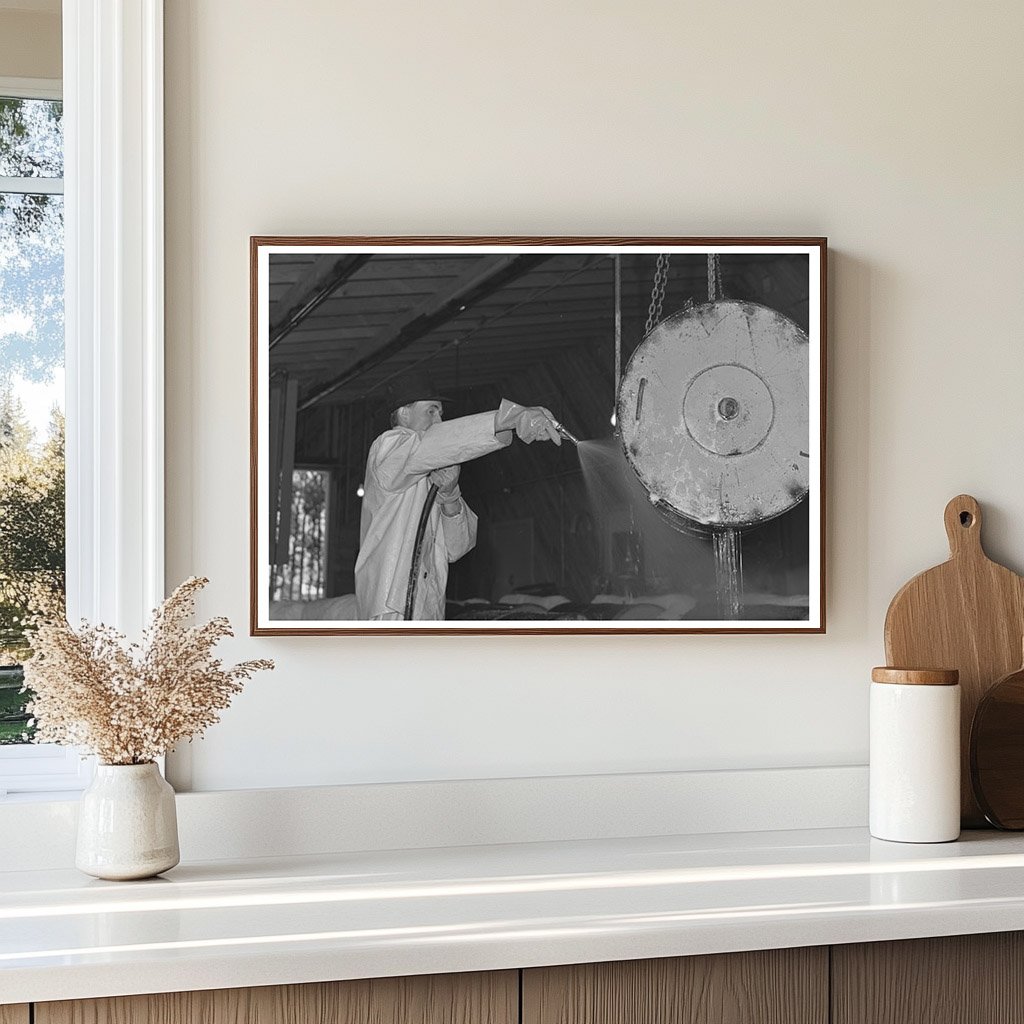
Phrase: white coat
[{"left": 354, "top": 411, "right": 511, "bottom": 620}]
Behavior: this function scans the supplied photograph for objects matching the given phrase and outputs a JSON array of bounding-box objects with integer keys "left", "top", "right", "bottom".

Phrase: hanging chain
[
  {"left": 707, "top": 252, "right": 724, "bottom": 302},
  {"left": 644, "top": 253, "right": 671, "bottom": 335},
  {"left": 643, "top": 252, "right": 723, "bottom": 337}
]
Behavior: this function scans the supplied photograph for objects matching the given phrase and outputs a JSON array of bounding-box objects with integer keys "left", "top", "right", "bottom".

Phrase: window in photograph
[{"left": 272, "top": 467, "right": 331, "bottom": 603}]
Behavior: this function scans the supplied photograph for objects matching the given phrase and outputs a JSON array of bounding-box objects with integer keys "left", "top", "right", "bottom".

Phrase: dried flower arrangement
[{"left": 22, "top": 577, "right": 273, "bottom": 765}]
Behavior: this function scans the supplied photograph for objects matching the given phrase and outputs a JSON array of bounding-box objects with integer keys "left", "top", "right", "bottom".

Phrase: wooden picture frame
[{"left": 251, "top": 237, "right": 826, "bottom": 635}]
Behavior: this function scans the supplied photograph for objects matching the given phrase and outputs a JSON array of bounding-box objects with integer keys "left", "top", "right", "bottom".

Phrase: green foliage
[
  {"left": 0, "top": 665, "right": 31, "bottom": 743},
  {"left": 0, "top": 391, "right": 65, "bottom": 663},
  {"left": 0, "top": 395, "right": 63, "bottom": 743}
]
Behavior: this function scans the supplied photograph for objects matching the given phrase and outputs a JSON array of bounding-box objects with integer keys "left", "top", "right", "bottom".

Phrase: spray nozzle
[{"left": 551, "top": 419, "right": 581, "bottom": 447}]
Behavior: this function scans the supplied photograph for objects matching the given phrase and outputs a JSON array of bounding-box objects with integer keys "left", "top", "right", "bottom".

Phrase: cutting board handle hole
[{"left": 960, "top": 511, "right": 974, "bottom": 527}]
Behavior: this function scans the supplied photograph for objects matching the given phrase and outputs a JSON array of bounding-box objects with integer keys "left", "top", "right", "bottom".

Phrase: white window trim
[
  {"left": 0, "top": 175, "right": 63, "bottom": 195},
  {"left": 0, "top": 76, "right": 62, "bottom": 100},
  {"left": 0, "top": 1, "right": 165, "bottom": 798}
]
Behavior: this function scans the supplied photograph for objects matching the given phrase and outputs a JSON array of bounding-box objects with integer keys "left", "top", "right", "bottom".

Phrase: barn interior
[{"left": 266, "top": 249, "right": 811, "bottom": 622}]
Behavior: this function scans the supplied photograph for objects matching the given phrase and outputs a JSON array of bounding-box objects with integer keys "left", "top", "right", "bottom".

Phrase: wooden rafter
[
  {"left": 297, "top": 254, "right": 552, "bottom": 411},
  {"left": 269, "top": 254, "right": 371, "bottom": 349}
]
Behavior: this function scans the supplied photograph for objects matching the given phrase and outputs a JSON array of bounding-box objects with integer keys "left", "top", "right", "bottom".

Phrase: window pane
[
  {"left": 272, "top": 469, "right": 330, "bottom": 601},
  {"left": 0, "top": 98, "right": 63, "bottom": 179},
  {"left": 0, "top": 187, "right": 65, "bottom": 745},
  {"left": 0, "top": 193, "right": 63, "bottom": 377},
  {"left": 0, "top": 664, "right": 29, "bottom": 743}
]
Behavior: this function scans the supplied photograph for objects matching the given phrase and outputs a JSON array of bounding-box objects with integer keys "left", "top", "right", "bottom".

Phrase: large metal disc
[{"left": 617, "top": 300, "right": 810, "bottom": 529}]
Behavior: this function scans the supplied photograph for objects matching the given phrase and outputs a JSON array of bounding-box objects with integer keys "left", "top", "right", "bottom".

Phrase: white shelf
[{"left": 4, "top": 826, "right": 1024, "bottom": 1004}]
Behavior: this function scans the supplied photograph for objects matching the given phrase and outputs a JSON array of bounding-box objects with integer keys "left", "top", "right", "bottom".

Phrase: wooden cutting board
[{"left": 884, "top": 494, "right": 1024, "bottom": 827}]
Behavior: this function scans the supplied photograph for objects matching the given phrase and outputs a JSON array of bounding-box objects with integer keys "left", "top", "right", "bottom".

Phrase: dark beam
[
  {"left": 269, "top": 254, "right": 372, "bottom": 349},
  {"left": 297, "top": 254, "right": 552, "bottom": 412}
]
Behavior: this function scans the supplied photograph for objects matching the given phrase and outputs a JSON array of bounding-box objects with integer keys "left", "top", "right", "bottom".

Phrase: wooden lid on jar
[{"left": 871, "top": 667, "right": 959, "bottom": 686}]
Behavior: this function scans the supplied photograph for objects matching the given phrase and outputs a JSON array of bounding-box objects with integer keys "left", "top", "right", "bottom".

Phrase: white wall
[{"left": 163, "top": 0, "right": 1024, "bottom": 791}]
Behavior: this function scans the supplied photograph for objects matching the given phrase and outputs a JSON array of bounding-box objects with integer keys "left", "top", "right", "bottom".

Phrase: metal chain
[
  {"left": 644, "top": 254, "right": 671, "bottom": 335},
  {"left": 707, "top": 252, "right": 724, "bottom": 301}
]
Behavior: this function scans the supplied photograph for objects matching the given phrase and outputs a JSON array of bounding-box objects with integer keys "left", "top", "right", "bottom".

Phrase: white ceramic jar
[
  {"left": 76, "top": 762, "right": 180, "bottom": 880},
  {"left": 870, "top": 667, "right": 960, "bottom": 843}
]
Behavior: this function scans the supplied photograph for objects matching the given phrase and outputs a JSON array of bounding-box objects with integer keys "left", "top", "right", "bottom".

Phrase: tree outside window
[{"left": 0, "top": 94, "right": 65, "bottom": 744}]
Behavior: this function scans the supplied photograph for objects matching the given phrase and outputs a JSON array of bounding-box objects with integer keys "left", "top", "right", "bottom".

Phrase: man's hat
[{"left": 385, "top": 370, "right": 448, "bottom": 412}]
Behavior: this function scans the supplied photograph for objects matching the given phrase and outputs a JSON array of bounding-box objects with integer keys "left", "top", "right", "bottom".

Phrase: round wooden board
[{"left": 971, "top": 662, "right": 1024, "bottom": 829}]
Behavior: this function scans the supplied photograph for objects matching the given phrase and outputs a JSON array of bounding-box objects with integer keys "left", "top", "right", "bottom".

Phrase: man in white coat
[{"left": 354, "top": 372, "right": 562, "bottom": 620}]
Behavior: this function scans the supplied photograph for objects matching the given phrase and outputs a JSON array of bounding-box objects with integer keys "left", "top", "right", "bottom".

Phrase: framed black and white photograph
[{"left": 251, "top": 237, "right": 826, "bottom": 634}]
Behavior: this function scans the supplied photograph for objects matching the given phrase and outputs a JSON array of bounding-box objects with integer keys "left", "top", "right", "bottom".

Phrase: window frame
[
  {"left": 0, "top": 76, "right": 61, "bottom": 101},
  {"left": 0, "top": 0, "right": 165, "bottom": 799}
]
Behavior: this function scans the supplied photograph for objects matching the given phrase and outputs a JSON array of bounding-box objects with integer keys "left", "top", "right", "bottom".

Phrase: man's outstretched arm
[{"left": 374, "top": 402, "right": 561, "bottom": 492}]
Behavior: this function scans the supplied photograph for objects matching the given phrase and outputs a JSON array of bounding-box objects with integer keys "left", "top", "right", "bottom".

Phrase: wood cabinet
[
  {"left": 832, "top": 932, "right": 1024, "bottom": 1024},
  {"left": 35, "top": 972, "right": 517, "bottom": 1024},
  {"left": 522, "top": 948, "right": 827, "bottom": 1024},
  {"left": 18, "top": 933, "right": 1024, "bottom": 1024}
]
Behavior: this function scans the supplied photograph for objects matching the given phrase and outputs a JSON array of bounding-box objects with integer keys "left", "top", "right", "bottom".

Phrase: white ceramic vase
[{"left": 76, "top": 762, "right": 180, "bottom": 880}]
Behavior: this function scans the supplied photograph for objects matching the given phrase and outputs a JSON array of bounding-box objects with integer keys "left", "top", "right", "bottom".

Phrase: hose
[{"left": 403, "top": 483, "right": 439, "bottom": 620}]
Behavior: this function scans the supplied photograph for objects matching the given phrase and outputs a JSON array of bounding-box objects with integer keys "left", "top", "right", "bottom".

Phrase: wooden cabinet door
[
  {"left": 832, "top": 933, "right": 1024, "bottom": 1024},
  {"left": 36, "top": 971, "right": 517, "bottom": 1024},
  {"left": 523, "top": 948, "right": 828, "bottom": 1024},
  {"left": 0, "top": 1007, "right": 29, "bottom": 1024}
]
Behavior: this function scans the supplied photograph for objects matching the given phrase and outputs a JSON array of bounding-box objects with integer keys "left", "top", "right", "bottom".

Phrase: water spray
[{"left": 551, "top": 419, "right": 581, "bottom": 447}]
